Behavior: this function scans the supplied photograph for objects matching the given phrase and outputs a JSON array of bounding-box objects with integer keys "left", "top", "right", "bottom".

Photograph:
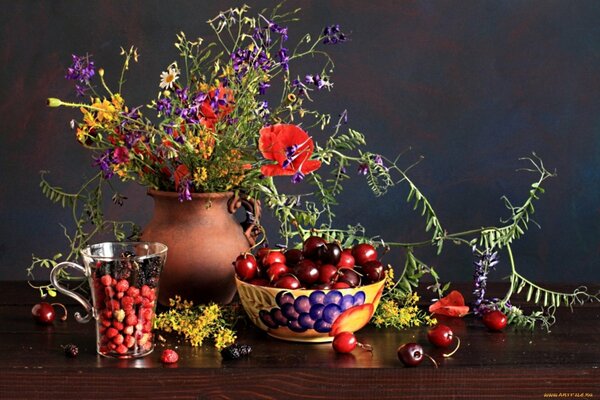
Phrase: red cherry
[
  {"left": 248, "top": 277, "right": 270, "bottom": 287},
  {"left": 318, "top": 264, "right": 339, "bottom": 284},
  {"left": 302, "top": 236, "right": 327, "bottom": 260},
  {"left": 482, "top": 310, "right": 508, "bottom": 331},
  {"left": 338, "top": 268, "right": 361, "bottom": 287},
  {"left": 351, "top": 243, "right": 378, "bottom": 266},
  {"left": 284, "top": 248, "right": 304, "bottom": 266},
  {"left": 337, "top": 250, "right": 355, "bottom": 269},
  {"left": 320, "top": 242, "right": 342, "bottom": 265},
  {"left": 274, "top": 274, "right": 301, "bottom": 290},
  {"left": 361, "top": 260, "right": 384, "bottom": 283},
  {"left": 32, "top": 302, "right": 55, "bottom": 324},
  {"left": 397, "top": 343, "right": 437, "bottom": 368},
  {"left": 332, "top": 281, "right": 351, "bottom": 289},
  {"left": 263, "top": 251, "right": 286, "bottom": 266},
  {"left": 332, "top": 332, "right": 357, "bottom": 353},
  {"left": 234, "top": 253, "right": 258, "bottom": 281},
  {"left": 294, "top": 259, "right": 319, "bottom": 285},
  {"left": 255, "top": 247, "right": 271, "bottom": 266},
  {"left": 427, "top": 324, "right": 453, "bottom": 347},
  {"left": 267, "top": 262, "right": 290, "bottom": 282}
]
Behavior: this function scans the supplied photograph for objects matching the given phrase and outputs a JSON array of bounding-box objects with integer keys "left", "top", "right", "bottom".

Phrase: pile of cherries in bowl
[{"left": 234, "top": 236, "right": 386, "bottom": 289}]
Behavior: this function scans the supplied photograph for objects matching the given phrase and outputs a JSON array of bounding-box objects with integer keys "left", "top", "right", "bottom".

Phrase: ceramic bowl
[{"left": 235, "top": 277, "right": 385, "bottom": 342}]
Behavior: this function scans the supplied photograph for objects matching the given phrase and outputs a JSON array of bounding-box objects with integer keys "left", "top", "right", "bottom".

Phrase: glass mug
[{"left": 50, "top": 242, "right": 167, "bottom": 358}]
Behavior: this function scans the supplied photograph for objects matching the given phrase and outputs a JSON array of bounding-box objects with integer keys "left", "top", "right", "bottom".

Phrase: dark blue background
[{"left": 1, "top": 1, "right": 599, "bottom": 284}]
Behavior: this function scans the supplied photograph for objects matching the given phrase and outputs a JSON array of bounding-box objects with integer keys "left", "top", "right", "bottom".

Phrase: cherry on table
[
  {"left": 397, "top": 343, "right": 437, "bottom": 368},
  {"left": 32, "top": 302, "right": 55, "bottom": 324},
  {"left": 482, "top": 310, "right": 508, "bottom": 331},
  {"left": 427, "top": 324, "right": 461, "bottom": 357},
  {"left": 332, "top": 331, "right": 372, "bottom": 354}
]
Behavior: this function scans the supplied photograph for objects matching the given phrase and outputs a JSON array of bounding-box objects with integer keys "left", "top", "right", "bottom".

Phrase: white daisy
[{"left": 159, "top": 63, "right": 180, "bottom": 89}]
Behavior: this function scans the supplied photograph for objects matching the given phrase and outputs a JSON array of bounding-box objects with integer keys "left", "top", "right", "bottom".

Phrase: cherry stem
[
  {"left": 51, "top": 303, "right": 68, "bottom": 322},
  {"left": 357, "top": 342, "right": 373, "bottom": 354},
  {"left": 423, "top": 353, "right": 438, "bottom": 368},
  {"left": 443, "top": 336, "right": 461, "bottom": 358}
]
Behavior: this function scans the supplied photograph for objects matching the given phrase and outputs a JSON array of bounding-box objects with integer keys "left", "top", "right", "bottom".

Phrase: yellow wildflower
[{"left": 193, "top": 167, "right": 208, "bottom": 186}]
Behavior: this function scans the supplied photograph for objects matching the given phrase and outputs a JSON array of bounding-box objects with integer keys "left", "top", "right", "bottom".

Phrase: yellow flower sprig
[{"left": 154, "top": 295, "right": 239, "bottom": 350}]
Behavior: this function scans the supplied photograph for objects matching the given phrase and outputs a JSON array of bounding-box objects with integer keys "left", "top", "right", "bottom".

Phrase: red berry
[
  {"left": 274, "top": 274, "right": 301, "bottom": 290},
  {"left": 351, "top": 243, "right": 378, "bottom": 266},
  {"left": 318, "top": 264, "right": 338, "bottom": 284},
  {"left": 161, "top": 349, "right": 179, "bottom": 364},
  {"left": 263, "top": 251, "right": 286, "bottom": 267},
  {"left": 115, "top": 279, "right": 129, "bottom": 293},
  {"left": 482, "top": 310, "right": 508, "bottom": 331},
  {"left": 397, "top": 343, "right": 424, "bottom": 367},
  {"left": 337, "top": 250, "right": 355, "bottom": 269},
  {"left": 320, "top": 242, "right": 342, "bottom": 265},
  {"left": 100, "top": 274, "right": 112, "bottom": 287},
  {"left": 302, "top": 236, "right": 327, "bottom": 260},
  {"left": 427, "top": 324, "right": 454, "bottom": 348},
  {"left": 31, "top": 302, "right": 55, "bottom": 324},
  {"left": 267, "top": 262, "right": 290, "bottom": 282},
  {"left": 332, "top": 281, "right": 351, "bottom": 289},
  {"left": 248, "top": 278, "right": 270, "bottom": 287},
  {"left": 294, "top": 259, "right": 319, "bottom": 285},
  {"left": 284, "top": 248, "right": 304, "bottom": 266},
  {"left": 361, "top": 260, "right": 384, "bottom": 283},
  {"left": 234, "top": 253, "right": 258, "bottom": 281},
  {"left": 332, "top": 332, "right": 357, "bottom": 354}
]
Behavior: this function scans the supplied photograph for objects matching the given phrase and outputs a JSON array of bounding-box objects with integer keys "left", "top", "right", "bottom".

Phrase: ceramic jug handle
[
  {"left": 228, "top": 195, "right": 261, "bottom": 246},
  {"left": 50, "top": 262, "right": 94, "bottom": 323}
]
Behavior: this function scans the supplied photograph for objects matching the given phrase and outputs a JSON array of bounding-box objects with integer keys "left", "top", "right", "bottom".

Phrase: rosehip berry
[
  {"left": 161, "top": 349, "right": 179, "bottom": 364},
  {"left": 482, "top": 310, "right": 508, "bottom": 331}
]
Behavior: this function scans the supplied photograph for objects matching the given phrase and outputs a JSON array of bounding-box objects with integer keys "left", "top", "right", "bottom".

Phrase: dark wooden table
[{"left": 1, "top": 282, "right": 598, "bottom": 399}]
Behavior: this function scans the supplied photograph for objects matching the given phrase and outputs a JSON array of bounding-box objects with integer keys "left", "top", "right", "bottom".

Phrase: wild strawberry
[
  {"left": 104, "top": 286, "right": 115, "bottom": 298},
  {"left": 106, "top": 327, "right": 118, "bottom": 339},
  {"left": 116, "top": 344, "right": 128, "bottom": 354},
  {"left": 141, "top": 285, "right": 152, "bottom": 298},
  {"left": 125, "top": 335, "right": 135, "bottom": 348},
  {"left": 114, "top": 309, "right": 125, "bottom": 323},
  {"left": 121, "top": 296, "right": 134, "bottom": 310},
  {"left": 138, "top": 333, "right": 150, "bottom": 346},
  {"left": 100, "top": 274, "right": 112, "bottom": 287},
  {"left": 125, "top": 314, "right": 137, "bottom": 327},
  {"left": 112, "top": 321, "right": 124, "bottom": 331},
  {"left": 112, "top": 334, "right": 124, "bottom": 345},
  {"left": 63, "top": 344, "right": 79, "bottom": 358},
  {"left": 115, "top": 279, "right": 129, "bottom": 293},
  {"left": 160, "top": 349, "right": 179, "bottom": 364},
  {"left": 127, "top": 287, "right": 140, "bottom": 298},
  {"left": 123, "top": 325, "right": 134, "bottom": 336}
]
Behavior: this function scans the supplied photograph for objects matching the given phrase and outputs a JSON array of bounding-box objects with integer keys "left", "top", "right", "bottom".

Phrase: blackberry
[
  {"left": 220, "top": 343, "right": 252, "bottom": 360},
  {"left": 63, "top": 344, "right": 79, "bottom": 358}
]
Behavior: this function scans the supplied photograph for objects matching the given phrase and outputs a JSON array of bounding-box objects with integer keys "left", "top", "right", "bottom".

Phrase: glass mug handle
[{"left": 50, "top": 262, "right": 94, "bottom": 323}]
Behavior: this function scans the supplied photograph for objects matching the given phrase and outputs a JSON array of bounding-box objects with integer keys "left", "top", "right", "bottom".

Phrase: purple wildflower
[
  {"left": 258, "top": 82, "right": 270, "bottom": 95},
  {"left": 66, "top": 54, "right": 95, "bottom": 83},
  {"left": 322, "top": 24, "right": 348, "bottom": 45},
  {"left": 373, "top": 154, "right": 388, "bottom": 171},
  {"left": 472, "top": 248, "right": 500, "bottom": 316},
  {"left": 278, "top": 48, "right": 289, "bottom": 71},
  {"left": 256, "top": 101, "right": 270, "bottom": 119},
  {"left": 93, "top": 150, "right": 114, "bottom": 179},
  {"left": 156, "top": 97, "right": 172, "bottom": 116},
  {"left": 358, "top": 163, "right": 369, "bottom": 175},
  {"left": 291, "top": 170, "right": 305, "bottom": 184},
  {"left": 282, "top": 144, "right": 299, "bottom": 168},
  {"left": 177, "top": 179, "right": 192, "bottom": 202},
  {"left": 304, "top": 74, "right": 332, "bottom": 90},
  {"left": 292, "top": 79, "right": 308, "bottom": 96}
]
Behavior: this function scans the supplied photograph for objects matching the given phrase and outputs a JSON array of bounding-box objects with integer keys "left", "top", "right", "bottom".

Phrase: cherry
[
  {"left": 351, "top": 243, "right": 378, "bottom": 266},
  {"left": 267, "top": 262, "right": 290, "bottom": 282},
  {"left": 302, "top": 236, "right": 327, "bottom": 260},
  {"left": 427, "top": 324, "right": 461, "bottom": 357},
  {"left": 332, "top": 331, "right": 373, "bottom": 354},
  {"left": 32, "top": 302, "right": 55, "bottom": 324},
  {"left": 320, "top": 242, "right": 342, "bottom": 266},
  {"left": 361, "top": 260, "right": 384, "bottom": 283},
  {"left": 274, "top": 274, "right": 301, "bottom": 290},
  {"left": 284, "top": 248, "right": 304, "bottom": 267},
  {"left": 332, "top": 332, "right": 357, "bottom": 353},
  {"left": 332, "top": 281, "right": 351, "bottom": 289},
  {"left": 248, "top": 277, "right": 270, "bottom": 287},
  {"left": 294, "top": 259, "right": 319, "bottom": 285},
  {"left": 337, "top": 250, "right": 355, "bottom": 269},
  {"left": 482, "top": 310, "right": 508, "bottom": 331},
  {"left": 397, "top": 343, "right": 437, "bottom": 368},
  {"left": 234, "top": 253, "right": 258, "bottom": 281},
  {"left": 263, "top": 251, "right": 286, "bottom": 267},
  {"left": 255, "top": 247, "right": 271, "bottom": 265},
  {"left": 338, "top": 268, "right": 361, "bottom": 288},
  {"left": 318, "top": 264, "right": 339, "bottom": 284}
]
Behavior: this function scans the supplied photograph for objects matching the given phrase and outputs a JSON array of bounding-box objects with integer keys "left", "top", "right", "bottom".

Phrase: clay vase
[{"left": 141, "top": 190, "right": 260, "bottom": 306}]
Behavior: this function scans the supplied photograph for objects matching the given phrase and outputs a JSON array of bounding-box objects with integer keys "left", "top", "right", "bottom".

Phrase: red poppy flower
[
  {"left": 199, "top": 85, "right": 234, "bottom": 130},
  {"left": 173, "top": 164, "right": 190, "bottom": 189},
  {"left": 428, "top": 290, "right": 470, "bottom": 317},
  {"left": 258, "top": 124, "right": 321, "bottom": 179}
]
